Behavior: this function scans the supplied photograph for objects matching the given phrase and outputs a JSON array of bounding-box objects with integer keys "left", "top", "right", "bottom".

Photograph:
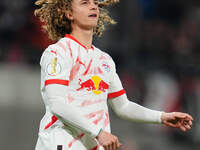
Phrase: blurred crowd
[
  {"left": 0, "top": 0, "right": 52, "bottom": 64},
  {"left": 0, "top": 0, "right": 200, "bottom": 149}
]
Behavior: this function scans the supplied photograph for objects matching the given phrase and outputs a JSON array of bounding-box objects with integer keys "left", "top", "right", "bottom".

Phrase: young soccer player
[{"left": 34, "top": 0, "right": 193, "bottom": 150}]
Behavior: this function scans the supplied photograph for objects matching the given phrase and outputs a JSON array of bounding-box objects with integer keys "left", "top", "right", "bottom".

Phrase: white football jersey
[{"left": 36, "top": 34, "right": 126, "bottom": 150}]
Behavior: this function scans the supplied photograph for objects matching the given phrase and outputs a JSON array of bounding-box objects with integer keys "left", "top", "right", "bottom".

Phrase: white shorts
[{"left": 35, "top": 125, "right": 103, "bottom": 150}]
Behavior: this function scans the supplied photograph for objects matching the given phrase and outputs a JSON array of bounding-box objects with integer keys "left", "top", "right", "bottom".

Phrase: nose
[{"left": 90, "top": 0, "right": 98, "bottom": 10}]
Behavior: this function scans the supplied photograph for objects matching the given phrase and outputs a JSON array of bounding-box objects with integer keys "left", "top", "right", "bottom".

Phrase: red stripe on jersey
[
  {"left": 66, "top": 40, "right": 73, "bottom": 58},
  {"left": 81, "top": 99, "right": 104, "bottom": 107},
  {"left": 90, "top": 145, "right": 101, "bottom": 150},
  {"left": 108, "top": 89, "right": 126, "bottom": 99},
  {"left": 45, "top": 79, "right": 69, "bottom": 86},
  {"left": 68, "top": 133, "right": 85, "bottom": 148},
  {"left": 76, "top": 56, "right": 86, "bottom": 68},
  {"left": 57, "top": 42, "right": 67, "bottom": 53},
  {"left": 97, "top": 67, "right": 103, "bottom": 74},
  {"left": 69, "top": 63, "right": 81, "bottom": 81},
  {"left": 44, "top": 115, "right": 58, "bottom": 130},
  {"left": 65, "top": 34, "right": 94, "bottom": 51},
  {"left": 83, "top": 59, "right": 93, "bottom": 75},
  {"left": 104, "top": 112, "right": 110, "bottom": 127},
  {"left": 50, "top": 50, "right": 57, "bottom": 55}
]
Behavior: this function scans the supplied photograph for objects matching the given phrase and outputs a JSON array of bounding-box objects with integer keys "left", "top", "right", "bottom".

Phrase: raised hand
[
  {"left": 96, "top": 130, "right": 122, "bottom": 150},
  {"left": 161, "top": 112, "right": 193, "bottom": 132}
]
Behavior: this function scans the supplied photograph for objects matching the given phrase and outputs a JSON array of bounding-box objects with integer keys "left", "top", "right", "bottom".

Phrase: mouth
[{"left": 88, "top": 14, "right": 97, "bottom": 18}]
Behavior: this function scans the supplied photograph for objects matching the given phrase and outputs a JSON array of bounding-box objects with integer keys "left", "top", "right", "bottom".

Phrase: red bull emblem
[{"left": 77, "top": 76, "right": 109, "bottom": 95}]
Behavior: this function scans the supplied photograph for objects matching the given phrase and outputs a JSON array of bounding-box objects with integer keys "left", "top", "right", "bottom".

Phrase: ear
[{"left": 65, "top": 11, "right": 73, "bottom": 20}]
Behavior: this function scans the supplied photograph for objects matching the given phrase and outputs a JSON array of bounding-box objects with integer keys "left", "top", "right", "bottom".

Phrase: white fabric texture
[
  {"left": 109, "top": 93, "right": 163, "bottom": 123},
  {"left": 46, "top": 84, "right": 102, "bottom": 138}
]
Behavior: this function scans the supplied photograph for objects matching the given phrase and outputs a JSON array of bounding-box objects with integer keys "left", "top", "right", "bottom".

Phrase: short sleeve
[
  {"left": 108, "top": 58, "right": 126, "bottom": 99},
  {"left": 40, "top": 45, "right": 73, "bottom": 89}
]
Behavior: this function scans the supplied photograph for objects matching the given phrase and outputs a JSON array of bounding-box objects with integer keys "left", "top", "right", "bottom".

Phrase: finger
[
  {"left": 183, "top": 119, "right": 192, "bottom": 125},
  {"left": 115, "top": 139, "right": 120, "bottom": 150},
  {"left": 186, "top": 125, "right": 191, "bottom": 130},
  {"left": 189, "top": 120, "right": 193, "bottom": 126},
  {"left": 175, "top": 112, "right": 188, "bottom": 119},
  {"left": 180, "top": 126, "right": 186, "bottom": 132},
  {"left": 163, "top": 120, "right": 178, "bottom": 128},
  {"left": 118, "top": 142, "right": 122, "bottom": 147},
  {"left": 115, "top": 138, "right": 120, "bottom": 148},
  {"left": 185, "top": 114, "right": 194, "bottom": 121},
  {"left": 184, "top": 125, "right": 191, "bottom": 130},
  {"left": 178, "top": 113, "right": 193, "bottom": 121},
  {"left": 103, "top": 145, "right": 108, "bottom": 150},
  {"left": 108, "top": 144, "right": 111, "bottom": 150},
  {"left": 112, "top": 141, "right": 116, "bottom": 150},
  {"left": 183, "top": 124, "right": 191, "bottom": 130},
  {"left": 115, "top": 140, "right": 119, "bottom": 150},
  {"left": 108, "top": 143, "right": 112, "bottom": 150},
  {"left": 183, "top": 119, "right": 193, "bottom": 128}
]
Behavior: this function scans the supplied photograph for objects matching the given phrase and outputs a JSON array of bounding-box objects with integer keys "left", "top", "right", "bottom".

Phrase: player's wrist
[
  {"left": 161, "top": 111, "right": 166, "bottom": 124},
  {"left": 96, "top": 128, "right": 103, "bottom": 139}
]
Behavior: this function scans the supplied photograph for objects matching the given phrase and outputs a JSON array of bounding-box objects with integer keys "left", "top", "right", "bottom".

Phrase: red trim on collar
[{"left": 65, "top": 34, "right": 94, "bottom": 50}]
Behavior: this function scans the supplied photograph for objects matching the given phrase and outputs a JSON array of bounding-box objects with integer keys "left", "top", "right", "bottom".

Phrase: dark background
[{"left": 0, "top": 0, "right": 200, "bottom": 149}]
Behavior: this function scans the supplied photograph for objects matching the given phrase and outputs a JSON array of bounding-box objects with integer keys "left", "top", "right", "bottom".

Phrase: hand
[
  {"left": 96, "top": 130, "right": 122, "bottom": 150},
  {"left": 161, "top": 112, "right": 193, "bottom": 132}
]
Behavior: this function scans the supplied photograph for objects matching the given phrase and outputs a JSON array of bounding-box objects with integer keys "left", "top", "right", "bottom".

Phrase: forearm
[
  {"left": 46, "top": 85, "right": 102, "bottom": 138},
  {"left": 109, "top": 94, "right": 163, "bottom": 124},
  {"left": 49, "top": 98, "right": 101, "bottom": 137}
]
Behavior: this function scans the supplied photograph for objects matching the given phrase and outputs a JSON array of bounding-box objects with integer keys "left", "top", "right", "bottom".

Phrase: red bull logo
[{"left": 77, "top": 76, "right": 109, "bottom": 95}]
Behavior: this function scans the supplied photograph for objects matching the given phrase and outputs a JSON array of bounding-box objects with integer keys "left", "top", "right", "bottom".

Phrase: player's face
[{"left": 68, "top": 0, "right": 99, "bottom": 30}]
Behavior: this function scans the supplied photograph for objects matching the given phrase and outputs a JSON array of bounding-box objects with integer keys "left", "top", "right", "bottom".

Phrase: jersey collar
[{"left": 65, "top": 34, "right": 94, "bottom": 51}]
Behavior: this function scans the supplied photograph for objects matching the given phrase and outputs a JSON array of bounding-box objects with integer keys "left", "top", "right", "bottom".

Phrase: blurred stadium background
[{"left": 0, "top": 0, "right": 200, "bottom": 149}]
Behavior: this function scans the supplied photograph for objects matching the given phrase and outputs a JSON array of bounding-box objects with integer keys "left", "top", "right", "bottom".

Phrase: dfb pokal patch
[{"left": 46, "top": 57, "right": 62, "bottom": 76}]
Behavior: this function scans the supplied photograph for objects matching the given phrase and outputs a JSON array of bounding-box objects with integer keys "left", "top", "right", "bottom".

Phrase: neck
[{"left": 70, "top": 27, "right": 93, "bottom": 49}]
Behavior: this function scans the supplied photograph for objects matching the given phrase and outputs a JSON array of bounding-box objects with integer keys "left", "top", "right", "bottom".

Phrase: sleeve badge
[{"left": 46, "top": 57, "right": 62, "bottom": 76}]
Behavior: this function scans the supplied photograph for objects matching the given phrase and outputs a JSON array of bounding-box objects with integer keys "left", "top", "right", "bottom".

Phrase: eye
[
  {"left": 94, "top": 0, "right": 98, "bottom": 5},
  {"left": 81, "top": 0, "right": 88, "bottom": 4}
]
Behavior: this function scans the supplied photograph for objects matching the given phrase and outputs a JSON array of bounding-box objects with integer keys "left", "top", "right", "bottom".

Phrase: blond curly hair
[{"left": 34, "top": 0, "right": 119, "bottom": 42}]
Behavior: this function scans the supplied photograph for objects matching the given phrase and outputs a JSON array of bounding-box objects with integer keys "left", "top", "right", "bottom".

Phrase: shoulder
[
  {"left": 96, "top": 47, "right": 115, "bottom": 65},
  {"left": 95, "top": 47, "right": 113, "bottom": 61},
  {"left": 41, "top": 38, "right": 65, "bottom": 55},
  {"left": 40, "top": 37, "right": 74, "bottom": 65},
  {"left": 42, "top": 37, "right": 77, "bottom": 55}
]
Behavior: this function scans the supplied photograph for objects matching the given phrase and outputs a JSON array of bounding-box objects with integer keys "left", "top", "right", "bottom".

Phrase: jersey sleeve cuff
[
  {"left": 157, "top": 111, "right": 164, "bottom": 124},
  {"left": 108, "top": 89, "right": 126, "bottom": 99},
  {"left": 90, "top": 127, "right": 103, "bottom": 138}
]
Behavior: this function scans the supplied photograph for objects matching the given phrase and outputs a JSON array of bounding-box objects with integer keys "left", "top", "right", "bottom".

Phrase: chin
[
  {"left": 89, "top": 21, "right": 98, "bottom": 26},
  {"left": 83, "top": 23, "right": 98, "bottom": 30}
]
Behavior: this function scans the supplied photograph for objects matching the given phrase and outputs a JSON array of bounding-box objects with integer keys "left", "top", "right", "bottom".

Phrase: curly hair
[{"left": 34, "top": 0, "right": 119, "bottom": 42}]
